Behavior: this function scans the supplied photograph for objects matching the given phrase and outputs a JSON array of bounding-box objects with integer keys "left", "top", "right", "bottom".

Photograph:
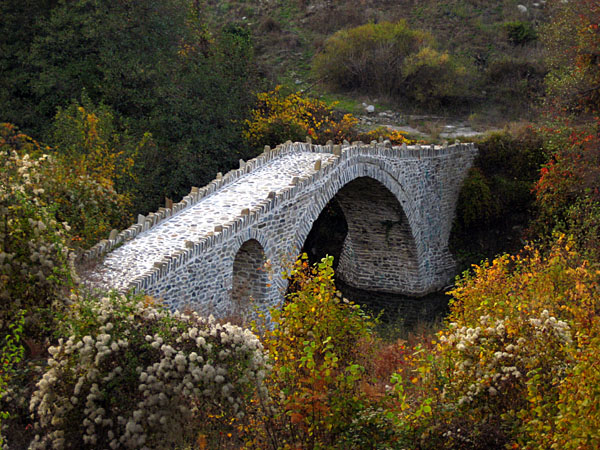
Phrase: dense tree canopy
[{"left": 0, "top": 0, "right": 261, "bottom": 214}]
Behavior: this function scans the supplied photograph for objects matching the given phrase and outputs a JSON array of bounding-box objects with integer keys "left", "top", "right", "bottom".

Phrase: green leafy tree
[
  {"left": 0, "top": 0, "right": 57, "bottom": 129},
  {"left": 136, "top": 23, "right": 259, "bottom": 213},
  {"left": 49, "top": 98, "right": 144, "bottom": 247},
  {"left": 28, "top": 0, "right": 189, "bottom": 130},
  {"left": 3, "top": 0, "right": 260, "bottom": 214}
]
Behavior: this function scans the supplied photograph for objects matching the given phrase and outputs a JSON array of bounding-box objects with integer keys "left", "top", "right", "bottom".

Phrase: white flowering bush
[
  {"left": 0, "top": 124, "right": 74, "bottom": 338},
  {"left": 28, "top": 292, "right": 268, "bottom": 449},
  {"left": 440, "top": 310, "right": 572, "bottom": 411},
  {"left": 386, "top": 241, "right": 600, "bottom": 449},
  {"left": 389, "top": 310, "right": 574, "bottom": 449}
]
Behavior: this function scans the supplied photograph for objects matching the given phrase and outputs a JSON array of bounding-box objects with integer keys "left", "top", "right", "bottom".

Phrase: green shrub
[
  {"left": 476, "top": 126, "right": 546, "bottom": 218},
  {"left": 542, "top": 0, "right": 600, "bottom": 115},
  {"left": 454, "top": 167, "right": 496, "bottom": 233},
  {"left": 451, "top": 126, "right": 547, "bottom": 267},
  {"left": 563, "top": 197, "right": 600, "bottom": 262},
  {"left": 313, "top": 21, "right": 465, "bottom": 105},
  {"left": 504, "top": 21, "right": 538, "bottom": 46},
  {"left": 0, "top": 311, "right": 25, "bottom": 448},
  {"left": 484, "top": 56, "right": 547, "bottom": 110},
  {"left": 402, "top": 47, "right": 467, "bottom": 106},
  {"left": 476, "top": 127, "right": 546, "bottom": 182},
  {"left": 314, "top": 21, "right": 429, "bottom": 95},
  {"left": 28, "top": 292, "right": 268, "bottom": 449},
  {"left": 247, "top": 255, "right": 379, "bottom": 449}
]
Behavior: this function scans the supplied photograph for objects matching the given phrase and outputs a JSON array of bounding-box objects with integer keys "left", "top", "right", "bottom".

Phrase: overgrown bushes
[
  {"left": 0, "top": 126, "right": 74, "bottom": 339},
  {"left": 49, "top": 99, "right": 141, "bottom": 248},
  {"left": 313, "top": 21, "right": 467, "bottom": 106},
  {"left": 251, "top": 255, "right": 378, "bottom": 449},
  {"left": 532, "top": 118, "right": 600, "bottom": 250},
  {"left": 27, "top": 292, "right": 268, "bottom": 449},
  {"left": 451, "top": 125, "right": 546, "bottom": 266},
  {"left": 505, "top": 21, "right": 538, "bottom": 46},
  {"left": 389, "top": 238, "right": 600, "bottom": 449},
  {"left": 3, "top": 245, "right": 600, "bottom": 448},
  {"left": 244, "top": 86, "right": 411, "bottom": 148}
]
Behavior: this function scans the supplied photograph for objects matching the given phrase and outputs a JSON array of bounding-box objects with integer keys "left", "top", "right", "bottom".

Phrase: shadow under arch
[{"left": 295, "top": 162, "right": 425, "bottom": 295}]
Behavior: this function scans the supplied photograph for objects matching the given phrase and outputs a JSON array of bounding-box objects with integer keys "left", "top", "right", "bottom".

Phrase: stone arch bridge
[{"left": 83, "top": 141, "right": 476, "bottom": 316}]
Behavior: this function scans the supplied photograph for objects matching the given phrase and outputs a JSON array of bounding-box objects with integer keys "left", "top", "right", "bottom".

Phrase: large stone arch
[
  {"left": 293, "top": 160, "right": 428, "bottom": 295},
  {"left": 83, "top": 142, "right": 477, "bottom": 312}
]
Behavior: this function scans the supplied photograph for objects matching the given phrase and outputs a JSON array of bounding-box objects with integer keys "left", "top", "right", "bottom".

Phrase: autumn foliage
[
  {"left": 384, "top": 238, "right": 600, "bottom": 449},
  {"left": 244, "top": 87, "right": 359, "bottom": 147},
  {"left": 243, "top": 255, "right": 379, "bottom": 449},
  {"left": 244, "top": 87, "right": 411, "bottom": 149}
]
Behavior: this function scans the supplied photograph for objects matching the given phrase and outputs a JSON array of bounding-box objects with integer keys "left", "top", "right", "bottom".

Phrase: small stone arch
[{"left": 231, "top": 238, "right": 271, "bottom": 309}]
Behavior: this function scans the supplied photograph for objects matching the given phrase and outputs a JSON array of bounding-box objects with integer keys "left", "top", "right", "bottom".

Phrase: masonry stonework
[{"left": 83, "top": 141, "right": 477, "bottom": 317}]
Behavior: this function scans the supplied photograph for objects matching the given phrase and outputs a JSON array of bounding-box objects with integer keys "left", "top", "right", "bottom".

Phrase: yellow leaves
[
  {"left": 244, "top": 86, "right": 362, "bottom": 147},
  {"left": 195, "top": 433, "right": 207, "bottom": 450}
]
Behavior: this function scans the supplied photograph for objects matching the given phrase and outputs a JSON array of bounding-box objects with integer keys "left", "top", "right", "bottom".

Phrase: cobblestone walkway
[{"left": 89, "top": 151, "right": 336, "bottom": 291}]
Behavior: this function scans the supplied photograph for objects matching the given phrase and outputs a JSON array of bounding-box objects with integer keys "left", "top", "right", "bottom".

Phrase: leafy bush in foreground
[
  {"left": 28, "top": 292, "right": 268, "bottom": 449},
  {"left": 245, "top": 255, "right": 382, "bottom": 449},
  {"left": 391, "top": 238, "right": 600, "bottom": 449},
  {"left": 0, "top": 126, "right": 74, "bottom": 338},
  {"left": 0, "top": 311, "right": 25, "bottom": 448}
]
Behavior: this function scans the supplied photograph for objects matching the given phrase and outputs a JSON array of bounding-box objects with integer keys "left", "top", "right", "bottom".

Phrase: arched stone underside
[
  {"left": 333, "top": 177, "right": 420, "bottom": 293},
  {"left": 293, "top": 161, "right": 453, "bottom": 296},
  {"left": 83, "top": 142, "right": 477, "bottom": 316},
  {"left": 232, "top": 239, "right": 269, "bottom": 310}
]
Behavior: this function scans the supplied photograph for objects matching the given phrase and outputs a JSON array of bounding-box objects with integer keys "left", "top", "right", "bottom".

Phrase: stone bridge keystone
[{"left": 83, "top": 141, "right": 477, "bottom": 317}]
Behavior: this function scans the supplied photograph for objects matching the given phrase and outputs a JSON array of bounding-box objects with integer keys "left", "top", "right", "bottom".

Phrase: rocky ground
[{"left": 356, "top": 104, "right": 500, "bottom": 141}]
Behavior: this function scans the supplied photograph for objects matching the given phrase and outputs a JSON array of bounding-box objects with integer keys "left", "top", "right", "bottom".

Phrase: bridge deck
[{"left": 87, "top": 151, "right": 336, "bottom": 291}]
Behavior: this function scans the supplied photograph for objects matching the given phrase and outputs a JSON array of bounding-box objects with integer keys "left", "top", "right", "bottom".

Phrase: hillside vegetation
[
  {"left": 1, "top": 0, "right": 600, "bottom": 448},
  {"left": 203, "top": 0, "right": 548, "bottom": 117}
]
